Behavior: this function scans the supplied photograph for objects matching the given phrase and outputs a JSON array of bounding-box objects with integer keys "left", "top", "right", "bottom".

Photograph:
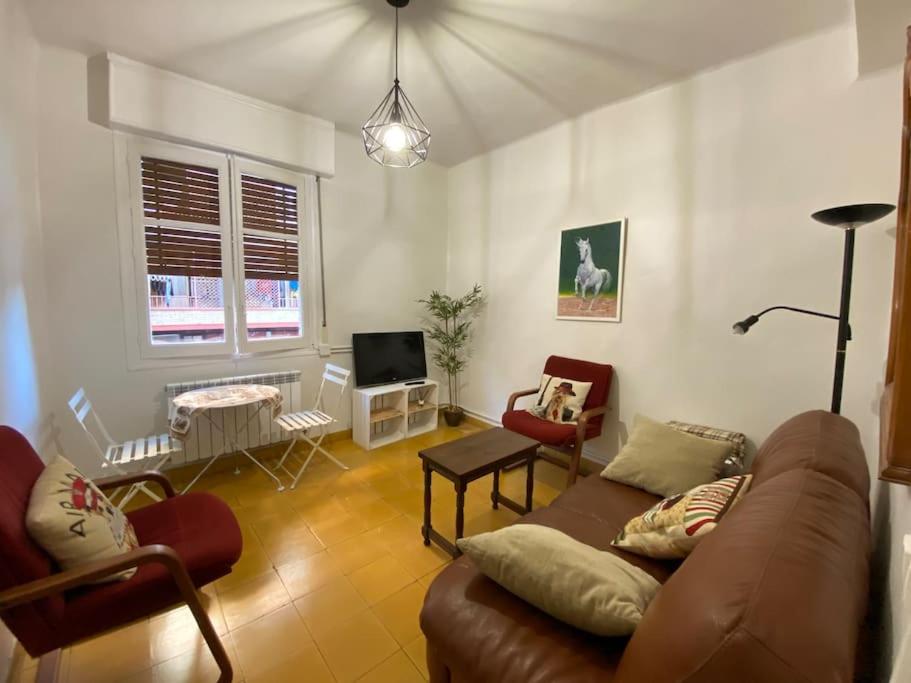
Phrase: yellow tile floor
[{"left": 8, "top": 422, "right": 567, "bottom": 683}]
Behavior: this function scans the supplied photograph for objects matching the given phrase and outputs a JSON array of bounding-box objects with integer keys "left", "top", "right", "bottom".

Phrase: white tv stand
[{"left": 352, "top": 379, "right": 440, "bottom": 450}]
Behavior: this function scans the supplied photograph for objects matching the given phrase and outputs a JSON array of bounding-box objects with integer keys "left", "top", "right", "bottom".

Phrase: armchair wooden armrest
[
  {"left": 566, "top": 405, "right": 608, "bottom": 485},
  {"left": 0, "top": 545, "right": 184, "bottom": 609},
  {"left": 506, "top": 388, "right": 539, "bottom": 412},
  {"left": 94, "top": 470, "right": 176, "bottom": 499},
  {"left": 0, "top": 544, "right": 233, "bottom": 683},
  {"left": 575, "top": 405, "right": 607, "bottom": 445}
]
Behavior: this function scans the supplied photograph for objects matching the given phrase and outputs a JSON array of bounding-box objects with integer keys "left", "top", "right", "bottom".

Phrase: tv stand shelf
[
  {"left": 353, "top": 380, "right": 439, "bottom": 450},
  {"left": 370, "top": 408, "right": 404, "bottom": 423}
]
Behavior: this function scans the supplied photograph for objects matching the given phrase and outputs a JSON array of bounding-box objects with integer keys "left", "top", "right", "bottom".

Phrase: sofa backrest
[
  {"left": 0, "top": 426, "right": 66, "bottom": 656},
  {"left": 613, "top": 411, "right": 870, "bottom": 683},
  {"left": 749, "top": 409, "right": 870, "bottom": 499}
]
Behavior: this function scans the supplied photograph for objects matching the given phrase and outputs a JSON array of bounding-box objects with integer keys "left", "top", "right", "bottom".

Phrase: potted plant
[{"left": 418, "top": 284, "right": 484, "bottom": 427}]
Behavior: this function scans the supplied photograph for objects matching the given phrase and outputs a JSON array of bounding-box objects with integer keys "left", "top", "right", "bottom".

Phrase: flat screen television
[{"left": 352, "top": 331, "right": 428, "bottom": 387}]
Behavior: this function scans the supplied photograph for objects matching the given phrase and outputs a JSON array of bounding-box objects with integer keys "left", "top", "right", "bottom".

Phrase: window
[
  {"left": 234, "top": 163, "right": 304, "bottom": 351},
  {"left": 142, "top": 156, "right": 229, "bottom": 346},
  {"left": 124, "top": 138, "right": 318, "bottom": 359}
]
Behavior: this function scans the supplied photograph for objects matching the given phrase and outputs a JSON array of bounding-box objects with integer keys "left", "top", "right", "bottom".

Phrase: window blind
[
  {"left": 241, "top": 175, "right": 298, "bottom": 236},
  {"left": 144, "top": 226, "right": 223, "bottom": 278},
  {"left": 142, "top": 157, "right": 223, "bottom": 277},
  {"left": 241, "top": 174, "right": 299, "bottom": 281},
  {"left": 142, "top": 157, "right": 220, "bottom": 225}
]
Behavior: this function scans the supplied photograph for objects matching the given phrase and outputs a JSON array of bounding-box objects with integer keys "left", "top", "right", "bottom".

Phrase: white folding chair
[
  {"left": 274, "top": 363, "right": 351, "bottom": 489},
  {"left": 68, "top": 388, "right": 182, "bottom": 508}
]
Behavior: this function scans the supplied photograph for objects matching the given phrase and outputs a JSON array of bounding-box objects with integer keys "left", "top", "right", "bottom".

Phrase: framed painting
[{"left": 556, "top": 219, "right": 627, "bottom": 322}]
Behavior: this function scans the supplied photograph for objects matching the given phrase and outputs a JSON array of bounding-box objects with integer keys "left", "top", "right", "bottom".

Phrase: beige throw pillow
[
  {"left": 667, "top": 420, "right": 747, "bottom": 477},
  {"left": 457, "top": 524, "right": 660, "bottom": 636},
  {"left": 601, "top": 415, "right": 732, "bottom": 497},
  {"left": 527, "top": 374, "right": 592, "bottom": 424},
  {"left": 612, "top": 475, "right": 752, "bottom": 559},
  {"left": 26, "top": 455, "right": 140, "bottom": 582}
]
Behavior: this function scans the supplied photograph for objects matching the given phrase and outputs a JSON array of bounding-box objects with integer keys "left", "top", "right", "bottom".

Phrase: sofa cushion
[
  {"left": 457, "top": 525, "right": 660, "bottom": 636},
  {"left": 749, "top": 410, "right": 869, "bottom": 499},
  {"left": 667, "top": 420, "right": 747, "bottom": 477},
  {"left": 611, "top": 475, "right": 752, "bottom": 559},
  {"left": 601, "top": 415, "right": 731, "bottom": 497},
  {"left": 420, "top": 477, "right": 677, "bottom": 683},
  {"left": 423, "top": 558, "right": 629, "bottom": 683},
  {"left": 613, "top": 468, "right": 870, "bottom": 683}
]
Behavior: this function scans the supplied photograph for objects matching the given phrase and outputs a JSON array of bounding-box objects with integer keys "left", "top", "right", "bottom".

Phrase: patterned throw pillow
[
  {"left": 611, "top": 475, "right": 752, "bottom": 559},
  {"left": 527, "top": 374, "right": 592, "bottom": 424},
  {"left": 26, "top": 455, "right": 140, "bottom": 582},
  {"left": 668, "top": 420, "right": 747, "bottom": 476}
]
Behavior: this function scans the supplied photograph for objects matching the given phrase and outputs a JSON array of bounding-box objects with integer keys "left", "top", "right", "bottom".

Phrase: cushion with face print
[{"left": 526, "top": 374, "right": 592, "bottom": 424}]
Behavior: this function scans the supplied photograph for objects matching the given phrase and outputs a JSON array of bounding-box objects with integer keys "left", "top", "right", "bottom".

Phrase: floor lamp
[{"left": 732, "top": 203, "right": 895, "bottom": 415}]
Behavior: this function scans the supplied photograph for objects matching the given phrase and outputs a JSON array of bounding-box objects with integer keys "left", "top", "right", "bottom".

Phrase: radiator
[{"left": 165, "top": 370, "right": 302, "bottom": 466}]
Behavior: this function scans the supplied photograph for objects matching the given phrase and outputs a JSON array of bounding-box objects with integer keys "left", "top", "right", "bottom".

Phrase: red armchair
[
  {"left": 502, "top": 356, "right": 613, "bottom": 486},
  {"left": 0, "top": 427, "right": 242, "bottom": 682}
]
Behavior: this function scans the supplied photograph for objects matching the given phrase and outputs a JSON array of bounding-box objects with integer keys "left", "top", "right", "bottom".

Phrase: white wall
[
  {"left": 855, "top": 0, "right": 911, "bottom": 75},
  {"left": 0, "top": 0, "right": 52, "bottom": 447},
  {"left": 35, "top": 45, "right": 449, "bottom": 477},
  {"left": 0, "top": 0, "right": 52, "bottom": 674},
  {"left": 447, "top": 25, "right": 906, "bottom": 677},
  {"left": 448, "top": 25, "right": 899, "bottom": 463}
]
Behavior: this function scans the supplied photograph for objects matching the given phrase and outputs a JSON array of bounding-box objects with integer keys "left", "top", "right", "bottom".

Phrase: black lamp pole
[
  {"left": 830, "top": 227, "right": 855, "bottom": 414},
  {"left": 732, "top": 203, "right": 895, "bottom": 415}
]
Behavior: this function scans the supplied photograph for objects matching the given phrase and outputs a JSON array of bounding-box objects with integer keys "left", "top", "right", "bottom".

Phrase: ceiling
[{"left": 26, "top": 0, "right": 853, "bottom": 167}]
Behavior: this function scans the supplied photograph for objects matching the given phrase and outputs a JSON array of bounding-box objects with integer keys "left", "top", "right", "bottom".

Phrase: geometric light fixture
[{"left": 362, "top": 0, "right": 431, "bottom": 168}]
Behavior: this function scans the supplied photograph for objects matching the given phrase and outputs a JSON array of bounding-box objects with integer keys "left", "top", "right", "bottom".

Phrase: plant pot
[{"left": 443, "top": 406, "right": 464, "bottom": 427}]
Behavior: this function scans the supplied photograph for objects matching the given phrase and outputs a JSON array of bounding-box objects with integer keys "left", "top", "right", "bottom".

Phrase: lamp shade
[
  {"left": 362, "top": 82, "right": 430, "bottom": 168},
  {"left": 732, "top": 315, "right": 759, "bottom": 335},
  {"left": 811, "top": 203, "right": 895, "bottom": 229}
]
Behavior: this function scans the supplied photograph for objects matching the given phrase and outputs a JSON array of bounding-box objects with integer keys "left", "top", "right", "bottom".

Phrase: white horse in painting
[{"left": 574, "top": 238, "right": 612, "bottom": 311}]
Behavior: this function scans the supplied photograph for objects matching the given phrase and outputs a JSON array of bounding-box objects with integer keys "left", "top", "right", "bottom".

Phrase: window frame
[
  {"left": 127, "top": 138, "right": 236, "bottom": 359},
  {"left": 118, "top": 135, "right": 320, "bottom": 363},
  {"left": 230, "top": 158, "right": 316, "bottom": 355}
]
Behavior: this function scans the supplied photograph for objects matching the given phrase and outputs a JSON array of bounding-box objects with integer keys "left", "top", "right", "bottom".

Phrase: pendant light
[{"left": 362, "top": 0, "right": 430, "bottom": 168}]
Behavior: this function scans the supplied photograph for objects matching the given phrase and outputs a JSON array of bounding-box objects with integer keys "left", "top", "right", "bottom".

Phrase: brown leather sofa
[{"left": 420, "top": 410, "right": 871, "bottom": 682}]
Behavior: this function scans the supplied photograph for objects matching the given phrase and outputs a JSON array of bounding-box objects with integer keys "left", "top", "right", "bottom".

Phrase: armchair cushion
[
  {"left": 502, "top": 410, "right": 578, "bottom": 447},
  {"left": 542, "top": 356, "right": 613, "bottom": 434},
  {"left": 0, "top": 427, "right": 65, "bottom": 656},
  {"left": 61, "top": 492, "right": 242, "bottom": 644},
  {"left": 26, "top": 455, "right": 139, "bottom": 583},
  {"left": 528, "top": 375, "right": 592, "bottom": 424}
]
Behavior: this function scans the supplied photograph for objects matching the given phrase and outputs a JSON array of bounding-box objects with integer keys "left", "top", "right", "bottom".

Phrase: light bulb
[{"left": 382, "top": 123, "right": 407, "bottom": 152}]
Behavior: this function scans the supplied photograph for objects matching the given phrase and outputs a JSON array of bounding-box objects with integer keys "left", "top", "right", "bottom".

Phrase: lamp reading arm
[{"left": 732, "top": 306, "right": 848, "bottom": 336}]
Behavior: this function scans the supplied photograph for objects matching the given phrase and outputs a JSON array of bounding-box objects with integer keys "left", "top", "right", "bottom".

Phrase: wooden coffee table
[{"left": 418, "top": 428, "right": 540, "bottom": 558}]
